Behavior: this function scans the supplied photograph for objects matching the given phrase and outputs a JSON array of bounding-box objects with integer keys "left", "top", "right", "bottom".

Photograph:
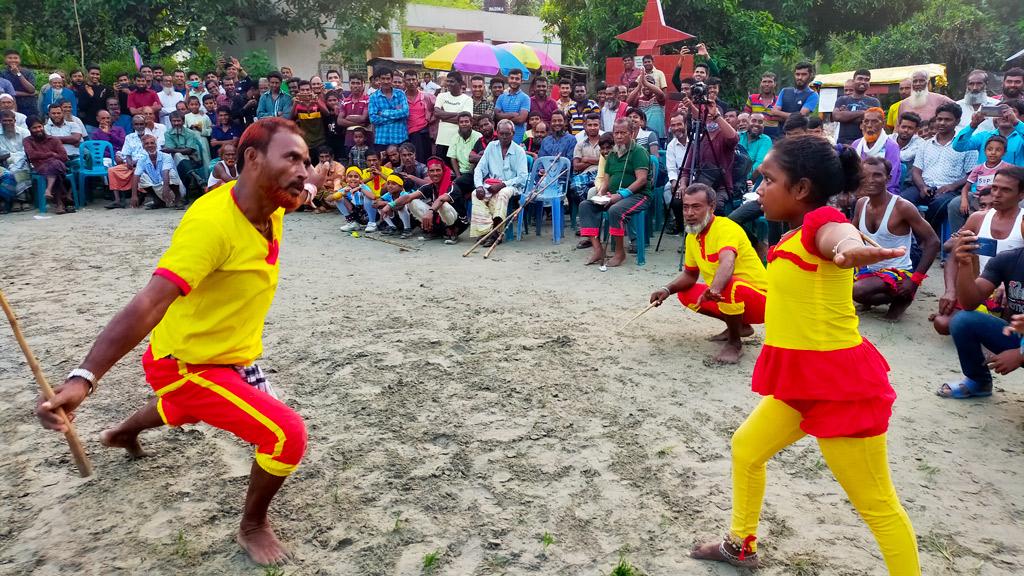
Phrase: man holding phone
[{"left": 952, "top": 100, "right": 1024, "bottom": 167}]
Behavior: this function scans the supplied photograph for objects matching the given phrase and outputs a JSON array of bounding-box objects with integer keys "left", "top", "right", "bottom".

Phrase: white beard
[
  {"left": 908, "top": 89, "right": 929, "bottom": 108},
  {"left": 964, "top": 91, "right": 987, "bottom": 107},
  {"left": 684, "top": 211, "right": 712, "bottom": 235}
]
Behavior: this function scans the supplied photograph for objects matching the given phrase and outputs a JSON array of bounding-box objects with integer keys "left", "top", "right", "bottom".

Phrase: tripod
[{"left": 656, "top": 101, "right": 721, "bottom": 271}]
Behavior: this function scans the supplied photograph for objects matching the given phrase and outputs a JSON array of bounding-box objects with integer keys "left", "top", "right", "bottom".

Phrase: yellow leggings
[{"left": 730, "top": 396, "right": 920, "bottom": 575}]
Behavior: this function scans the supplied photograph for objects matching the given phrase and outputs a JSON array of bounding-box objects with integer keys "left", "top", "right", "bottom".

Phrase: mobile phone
[
  {"left": 325, "top": 81, "right": 337, "bottom": 90},
  {"left": 971, "top": 237, "right": 998, "bottom": 257},
  {"left": 981, "top": 105, "right": 1002, "bottom": 117}
]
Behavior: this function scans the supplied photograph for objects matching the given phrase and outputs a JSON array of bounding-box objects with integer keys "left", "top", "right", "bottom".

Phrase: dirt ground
[{"left": 1, "top": 206, "right": 1022, "bottom": 576}]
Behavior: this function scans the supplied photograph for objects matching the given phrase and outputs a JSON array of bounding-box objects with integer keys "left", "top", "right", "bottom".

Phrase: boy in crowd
[{"left": 347, "top": 126, "right": 369, "bottom": 169}]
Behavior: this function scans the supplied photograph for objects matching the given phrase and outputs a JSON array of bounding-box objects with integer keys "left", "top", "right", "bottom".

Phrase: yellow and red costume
[
  {"left": 148, "top": 182, "right": 306, "bottom": 477},
  {"left": 679, "top": 216, "right": 767, "bottom": 324},
  {"left": 729, "top": 207, "right": 920, "bottom": 574}
]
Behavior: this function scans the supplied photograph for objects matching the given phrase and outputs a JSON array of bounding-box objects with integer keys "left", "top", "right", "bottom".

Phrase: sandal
[
  {"left": 691, "top": 535, "right": 759, "bottom": 569},
  {"left": 937, "top": 378, "right": 992, "bottom": 399}
]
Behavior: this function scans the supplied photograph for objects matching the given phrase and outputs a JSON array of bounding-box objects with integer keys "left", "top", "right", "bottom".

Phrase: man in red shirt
[
  {"left": 337, "top": 73, "right": 370, "bottom": 158},
  {"left": 529, "top": 76, "right": 557, "bottom": 124},
  {"left": 403, "top": 69, "right": 435, "bottom": 163},
  {"left": 127, "top": 73, "right": 161, "bottom": 116}
]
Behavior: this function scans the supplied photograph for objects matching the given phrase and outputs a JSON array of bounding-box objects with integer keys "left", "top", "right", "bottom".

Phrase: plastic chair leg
[
  {"left": 634, "top": 211, "right": 646, "bottom": 266},
  {"left": 515, "top": 204, "right": 526, "bottom": 241},
  {"left": 32, "top": 175, "right": 46, "bottom": 213},
  {"left": 552, "top": 201, "right": 563, "bottom": 244}
]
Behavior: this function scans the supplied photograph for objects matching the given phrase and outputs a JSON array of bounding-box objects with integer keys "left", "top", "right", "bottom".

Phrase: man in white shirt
[
  {"left": 432, "top": 71, "right": 473, "bottom": 159},
  {"left": 957, "top": 69, "right": 999, "bottom": 132},
  {"left": 43, "top": 102, "right": 84, "bottom": 159},
  {"left": 156, "top": 74, "right": 184, "bottom": 127},
  {"left": 0, "top": 94, "right": 26, "bottom": 130},
  {"left": 664, "top": 113, "right": 687, "bottom": 213}
]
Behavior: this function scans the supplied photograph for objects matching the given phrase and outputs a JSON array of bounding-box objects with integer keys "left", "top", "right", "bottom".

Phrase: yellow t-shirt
[
  {"left": 361, "top": 166, "right": 393, "bottom": 198},
  {"left": 684, "top": 216, "right": 767, "bottom": 290},
  {"left": 885, "top": 100, "right": 902, "bottom": 131},
  {"left": 150, "top": 182, "right": 283, "bottom": 365}
]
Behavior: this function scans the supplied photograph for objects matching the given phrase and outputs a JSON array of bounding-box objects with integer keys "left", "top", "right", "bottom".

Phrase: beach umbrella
[
  {"left": 495, "top": 42, "right": 560, "bottom": 72},
  {"left": 423, "top": 41, "right": 531, "bottom": 79}
]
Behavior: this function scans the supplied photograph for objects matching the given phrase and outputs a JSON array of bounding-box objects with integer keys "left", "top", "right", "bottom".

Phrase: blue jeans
[
  {"left": 336, "top": 195, "right": 378, "bottom": 223},
  {"left": 950, "top": 311, "right": 1021, "bottom": 387}
]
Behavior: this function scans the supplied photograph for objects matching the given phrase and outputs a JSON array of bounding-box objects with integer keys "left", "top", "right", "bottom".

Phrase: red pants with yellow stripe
[
  {"left": 677, "top": 279, "right": 767, "bottom": 325},
  {"left": 143, "top": 346, "right": 307, "bottom": 477}
]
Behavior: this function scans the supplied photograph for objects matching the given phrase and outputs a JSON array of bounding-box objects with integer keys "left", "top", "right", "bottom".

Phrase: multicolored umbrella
[
  {"left": 494, "top": 43, "right": 560, "bottom": 72},
  {"left": 423, "top": 41, "right": 531, "bottom": 79}
]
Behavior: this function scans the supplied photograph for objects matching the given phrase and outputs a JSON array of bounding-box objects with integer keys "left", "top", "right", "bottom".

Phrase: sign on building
[{"left": 484, "top": 0, "right": 507, "bottom": 13}]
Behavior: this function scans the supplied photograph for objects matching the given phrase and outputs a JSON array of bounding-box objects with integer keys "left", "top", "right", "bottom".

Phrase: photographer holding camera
[{"left": 671, "top": 82, "right": 739, "bottom": 216}]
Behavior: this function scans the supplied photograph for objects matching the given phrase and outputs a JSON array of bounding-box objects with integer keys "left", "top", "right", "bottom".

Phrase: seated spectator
[
  {"left": 0, "top": 94, "right": 26, "bottom": 130},
  {"left": 383, "top": 144, "right": 401, "bottom": 169},
  {"left": 104, "top": 97, "right": 130, "bottom": 132},
  {"left": 735, "top": 112, "right": 749, "bottom": 133},
  {"left": 626, "top": 107, "right": 659, "bottom": 154},
  {"left": 60, "top": 100, "right": 86, "bottom": 136},
  {"left": 347, "top": 126, "right": 369, "bottom": 169},
  {"left": 141, "top": 106, "right": 166, "bottom": 143},
  {"left": 310, "top": 145, "right": 343, "bottom": 211},
  {"left": 133, "top": 134, "right": 184, "bottom": 209},
  {"left": 664, "top": 113, "right": 688, "bottom": 232},
  {"left": 447, "top": 111, "right": 483, "bottom": 189},
  {"left": 0, "top": 110, "right": 30, "bottom": 206},
  {"left": 356, "top": 149, "right": 393, "bottom": 233},
  {"left": 851, "top": 108, "right": 901, "bottom": 194},
  {"left": 393, "top": 142, "right": 428, "bottom": 191},
  {"left": 256, "top": 72, "right": 292, "bottom": 119},
  {"left": 470, "top": 119, "right": 528, "bottom": 245},
  {"left": 896, "top": 112, "right": 923, "bottom": 166},
  {"left": 934, "top": 167, "right": 1024, "bottom": 334},
  {"left": 23, "top": 116, "right": 73, "bottom": 213},
  {"left": 43, "top": 102, "right": 83, "bottom": 162},
  {"left": 184, "top": 96, "right": 211, "bottom": 137},
  {"left": 903, "top": 103, "right": 974, "bottom": 231},
  {"left": 89, "top": 110, "right": 126, "bottom": 154},
  {"left": 522, "top": 119, "right": 545, "bottom": 158},
  {"left": 162, "top": 111, "right": 205, "bottom": 194},
  {"left": 210, "top": 107, "right": 242, "bottom": 159},
  {"left": 405, "top": 156, "right": 468, "bottom": 243},
  {"left": 39, "top": 72, "right": 77, "bottom": 116},
  {"left": 950, "top": 135, "right": 1013, "bottom": 232},
  {"left": 650, "top": 183, "right": 768, "bottom": 362},
  {"left": 938, "top": 242, "right": 1024, "bottom": 398},
  {"left": 539, "top": 109, "right": 577, "bottom": 159},
  {"left": 852, "top": 157, "right": 939, "bottom": 320},
  {"left": 373, "top": 174, "right": 413, "bottom": 236},
  {"left": 105, "top": 114, "right": 148, "bottom": 208},
  {"left": 896, "top": 70, "right": 955, "bottom": 125},
  {"left": 739, "top": 112, "right": 771, "bottom": 181},
  {"left": 337, "top": 166, "right": 373, "bottom": 232},
  {"left": 626, "top": 74, "right": 666, "bottom": 140},
  {"left": 578, "top": 118, "right": 650, "bottom": 267},
  {"left": 206, "top": 143, "right": 238, "bottom": 192},
  {"left": 572, "top": 113, "right": 603, "bottom": 202}
]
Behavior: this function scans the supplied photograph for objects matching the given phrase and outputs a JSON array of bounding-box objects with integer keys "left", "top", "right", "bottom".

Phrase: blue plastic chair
[
  {"left": 77, "top": 140, "right": 114, "bottom": 206},
  {"left": 30, "top": 164, "right": 81, "bottom": 213},
  {"left": 645, "top": 154, "right": 661, "bottom": 242},
  {"left": 516, "top": 155, "right": 571, "bottom": 243}
]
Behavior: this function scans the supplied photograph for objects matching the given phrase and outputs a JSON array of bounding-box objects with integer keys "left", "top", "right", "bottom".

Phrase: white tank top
[
  {"left": 858, "top": 194, "right": 913, "bottom": 272},
  {"left": 206, "top": 161, "right": 238, "bottom": 189},
  {"left": 978, "top": 207, "right": 1024, "bottom": 271}
]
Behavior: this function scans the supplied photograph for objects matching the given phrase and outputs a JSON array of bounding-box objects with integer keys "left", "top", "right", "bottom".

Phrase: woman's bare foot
[
  {"left": 606, "top": 253, "right": 626, "bottom": 267},
  {"left": 708, "top": 325, "right": 755, "bottom": 341},
  {"left": 690, "top": 538, "right": 759, "bottom": 568},
  {"left": 100, "top": 428, "right": 149, "bottom": 458},
  {"left": 712, "top": 341, "right": 743, "bottom": 364},
  {"left": 237, "top": 520, "right": 290, "bottom": 565}
]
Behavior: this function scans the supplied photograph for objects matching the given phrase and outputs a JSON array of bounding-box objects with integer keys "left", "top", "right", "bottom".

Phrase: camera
[{"left": 691, "top": 81, "right": 708, "bottom": 103}]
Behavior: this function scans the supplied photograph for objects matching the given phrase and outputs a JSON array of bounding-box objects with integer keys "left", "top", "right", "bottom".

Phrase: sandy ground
[{"left": 0, "top": 205, "right": 1022, "bottom": 576}]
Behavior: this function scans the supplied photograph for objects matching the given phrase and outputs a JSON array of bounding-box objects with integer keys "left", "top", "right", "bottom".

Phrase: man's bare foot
[
  {"left": 690, "top": 538, "right": 759, "bottom": 568},
  {"left": 708, "top": 325, "right": 755, "bottom": 341},
  {"left": 856, "top": 303, "right": 874, "bottom": 312},
  {"left": 713, "top": 341, "right": 743, "bottom": 364},
  {"left": 883, "top": 299, "right": 912, "bottom": 322},
  {"left": 585, "top": 249, "right": 605, "bottom": 265},
  {"left": 100, "top": 428, "right": 149, "bottom": 458},
  {"left": 237, "top": 521, "right": 290, "bottom": 565},
  {"left": 606, "top": 254, "right": 626, "bottom": 267}
]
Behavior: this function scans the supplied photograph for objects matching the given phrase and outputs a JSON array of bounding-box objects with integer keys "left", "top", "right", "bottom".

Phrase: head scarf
[
  {"left": 48, "top": 73, "right": 62, "bottom": 83},
  {"left": 425, "top": 156, "right": 452, "bottom": 197}
]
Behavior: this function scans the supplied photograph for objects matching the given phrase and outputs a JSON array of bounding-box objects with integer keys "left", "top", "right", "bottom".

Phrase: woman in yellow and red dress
[{"left": 691, "top": 136, "right": 921, "bottom": 575}]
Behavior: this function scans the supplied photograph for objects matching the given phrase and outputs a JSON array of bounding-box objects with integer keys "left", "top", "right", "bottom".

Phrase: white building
[{"left": 227, "top": 3, "right": 561, "bottom": 80}]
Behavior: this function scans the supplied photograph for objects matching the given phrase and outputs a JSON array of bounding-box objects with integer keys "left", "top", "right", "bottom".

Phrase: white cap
[{"left": 48, "top": 73, "right": 63, "bottom": 82}]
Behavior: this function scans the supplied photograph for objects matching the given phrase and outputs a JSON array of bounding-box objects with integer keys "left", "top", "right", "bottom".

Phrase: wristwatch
[{"left": 67, "top": 368, "right": 98, "bottom": 395}]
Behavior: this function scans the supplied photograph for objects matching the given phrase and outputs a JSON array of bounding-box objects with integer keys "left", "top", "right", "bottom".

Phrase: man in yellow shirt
[
  {"left": 649, "top": 183, "right": 768, "bottom": 363},
  {"left": 885, "top": 78, "right": 912, "bottom": 132},
  {"left": 359, "top": 149, "right": 393, "bottom": 232},
  {"left": 36, "top": 117, "right": 311, "bottom": 566}
]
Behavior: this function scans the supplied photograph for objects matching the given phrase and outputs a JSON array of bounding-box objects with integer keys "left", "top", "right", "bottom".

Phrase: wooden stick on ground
[
  {"left": 619, "top": 302, "right": 658, "bottom": 331},
  {"left": 0, "top": 289, "right": 93, "bottom": 477},
  {"left": 362, "top": 233, "right": 420, "bottom": 251},
  {"left": 483, "top": 166, "right": 570, "bottom": 259}
]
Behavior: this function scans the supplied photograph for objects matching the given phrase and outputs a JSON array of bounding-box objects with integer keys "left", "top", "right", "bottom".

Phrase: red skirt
[{"left": 752, "top": 338, "right": 896, "bottom": 438}]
